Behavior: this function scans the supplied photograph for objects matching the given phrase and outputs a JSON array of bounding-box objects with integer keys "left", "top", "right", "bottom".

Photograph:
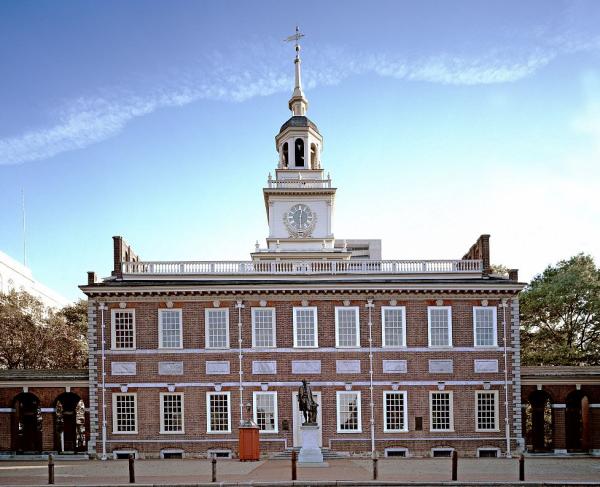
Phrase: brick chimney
[
  {"left": 462, "top": 234, "right": 491, "bottom": 275},
  {"left": 112, "top": 236, "right": 140, "bottom": 278}
]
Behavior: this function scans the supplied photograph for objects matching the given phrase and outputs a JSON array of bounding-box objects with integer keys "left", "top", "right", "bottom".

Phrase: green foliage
[
  {"left": 520, "top": 254, "right": 600, "bottom": 366},
  {"left": 0, "top": 291, "right": 88, "bottom": 369}
]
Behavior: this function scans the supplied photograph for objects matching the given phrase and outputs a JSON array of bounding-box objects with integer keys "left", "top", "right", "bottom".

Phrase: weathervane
[{"left": 285, "top": 26, "right": 305, "bottom": 54}]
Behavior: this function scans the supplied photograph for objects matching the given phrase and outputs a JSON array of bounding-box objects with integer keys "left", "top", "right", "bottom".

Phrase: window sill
[
  {"left": 430, "top": 429, "right": 454, "bottom": 433},
  {"left": 112, "top": 431, "right": 138, "bottom": 435},
  {"left": 207, "top": 430, "right": 232, "bottom": 435},
  {"left": 383, "top": 429, "right": 408, "bottom": 433},
  {"left": 159, "top": 431, "right": 186, "bottom": 435},
  {"left": 336, "top": 429, "right": 363, "bottom": 434}
]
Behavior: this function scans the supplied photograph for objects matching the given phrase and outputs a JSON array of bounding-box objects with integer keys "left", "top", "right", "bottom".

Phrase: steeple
[{"left": 286, "top": 27, "right": 308, "bottom": 116}]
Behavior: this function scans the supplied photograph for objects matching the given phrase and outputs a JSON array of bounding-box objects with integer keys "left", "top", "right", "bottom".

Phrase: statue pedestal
[{"left": 298, "top": 424, "right": 323, "bottom": 464}]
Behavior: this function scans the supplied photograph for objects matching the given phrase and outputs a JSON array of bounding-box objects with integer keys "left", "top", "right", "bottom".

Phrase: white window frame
[
  {"left": 158, "top": 309, "right": 183, "bottom": 349},
  {"left": 383, "top": 390, "right": 408, "bottom": 432},
  {"left": 206, "top": 391, "right": 231, "bottom": 434},
  {"left": 112, "top": 392, "right": 138, "bottom": 434},
  {"left": 427, "top": 306, "right": 452, "bottom": 347},
  {"left": 336, "top": 390, "right": 362, "bottom": 433},
  {"left": 293, "top": 307, "right": 318, "bottom": 348},
  {"left": 473, "top": 306, "right": 498, "bottom": 347},
  {"left": 205, "top": 308, "right": 230, "bottom": 349},
  {"left": 475, "top": 390, "right": 500, "bottom": 432},
  {"left": 429, "top": 391, "right": 454, "bottom": 432},
  {"left": 252, "top": 391, "right": 278, "bottom": 433},
  {"left": 251, "top": 307, "right": 276, "bottom": 348},
  {"left": 381, "top": 306, "right": 407, "bottom": 347},
  {"left": 111, "top": 309, "right": 136, "bottom": 350},
  {"left": 335, "top": 306, "right": 360, "bottom": 348},
  {"left": 159, "top": 392, "right": 185, "bottom": 434}
]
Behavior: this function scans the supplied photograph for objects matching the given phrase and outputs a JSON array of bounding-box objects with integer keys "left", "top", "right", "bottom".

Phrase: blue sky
[{"left": 1, "top": 0, "right": 599, "bottom": 301}]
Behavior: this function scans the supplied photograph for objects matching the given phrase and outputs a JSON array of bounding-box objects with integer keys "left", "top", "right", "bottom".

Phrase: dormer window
[
  {"left": 295, "top": 138, "right": 304, "bottom": 167},
  {"left": 282, "top": 142, "right": 289, "bottom": 167}
]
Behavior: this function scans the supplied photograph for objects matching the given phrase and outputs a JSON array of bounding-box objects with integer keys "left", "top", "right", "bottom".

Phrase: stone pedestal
[{"left": 298, "top": 424, "right": 323, "bottom": 464}]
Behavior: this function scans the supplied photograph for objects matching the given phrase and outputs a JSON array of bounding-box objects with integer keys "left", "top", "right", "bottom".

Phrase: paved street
[{"left": 0, "top": 457, "right": 599, "bottom": 486}]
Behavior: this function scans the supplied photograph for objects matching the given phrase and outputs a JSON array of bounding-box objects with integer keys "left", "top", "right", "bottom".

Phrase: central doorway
[
  {"left": 292, "top": 391, "right": 322, "bottom": 447},
  {"left": 13, "top": 393, "right": 42, "bottom": 453}
]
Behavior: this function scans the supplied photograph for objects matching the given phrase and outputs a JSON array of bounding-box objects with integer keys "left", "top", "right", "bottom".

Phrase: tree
[
  {"left": 0, "top": 291, "right": 87, "bottom": 369},
  {"left": 520, "top": 254, "right": 600, "bottom": 366}
]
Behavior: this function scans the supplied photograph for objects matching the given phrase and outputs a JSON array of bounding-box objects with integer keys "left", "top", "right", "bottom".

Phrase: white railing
[
  {"left": 267, "top": 178, "right": 332, "bottom": 189},
  {"left": 121, "top": 259, "right": 482, "bottom": 276}
]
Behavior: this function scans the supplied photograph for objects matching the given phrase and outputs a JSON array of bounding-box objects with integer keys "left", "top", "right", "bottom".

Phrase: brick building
[{"left": 79, "top": 38, "right": 526, "bottom": 459}]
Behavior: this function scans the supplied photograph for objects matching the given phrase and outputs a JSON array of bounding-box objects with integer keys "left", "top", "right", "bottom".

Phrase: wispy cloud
[{"left": 1, "top": 30, "right": 599, "bottom": 166}]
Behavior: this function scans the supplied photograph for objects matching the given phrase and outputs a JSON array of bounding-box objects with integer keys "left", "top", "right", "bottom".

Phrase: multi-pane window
[
  {"left": 112, "top": 393, "right": 137, "bottom": 433},
  {"left": 473, "top": 307, "right": 497, "bottom": 347},
  {"left": 384, "top": 391, "right": 408, "bottom": 432},
  {"left": 476, "top": 391, "right": 499, "bottom": 431},
  {"left": 382, "top": 306, "right": 406, "bottom": 347},
  {"left": 207, "top": 392, "right": 231, "bottom": 433},
  {"left": 252, "top": 308, "right": 276, "bottom": 348},
  {"left": 293, "top": 307, "right": 318, "bottom": 348},
  {"left": 253, "top": 391, "right": 278, "bottom": 433},
  {"left": 112, "top": 309, "right": 136, "bottom": 350},
  {"left": 160, "top": 393, "right": 184, "bottom": 433},
  {"left": 159, "top": 309, "right": 182, "bottom": 349},
  {"left": 205, "top": 309, "right": 229, "bottom": 349},
  {"left": 336, "top": 391, "right": 362, "bottom": 433},
  {"left": 335, "top": 307, "right": 360, "bottom": 347},
  {"left": 428, "top": 307, "right": 452, "bottom": 347},
  {"left": 430, "top": 391, "right": 453, "bottom": 431}
]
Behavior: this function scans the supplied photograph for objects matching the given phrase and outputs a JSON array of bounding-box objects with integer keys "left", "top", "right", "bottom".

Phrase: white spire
[{"left": 285, "top": 26, "right": 308, "bottom": 116}]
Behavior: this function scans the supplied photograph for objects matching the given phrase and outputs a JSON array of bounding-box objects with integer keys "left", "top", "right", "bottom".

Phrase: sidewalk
[{"left": 0, "top": 457, "right": 599, "bottom": 486}]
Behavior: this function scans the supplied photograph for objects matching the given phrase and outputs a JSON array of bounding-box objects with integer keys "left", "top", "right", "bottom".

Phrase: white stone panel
[
  {"left": 158, "top": 361, "right": 183, "bottom": 376},
  {"left": 252, "top": 361, "right": 277, "bottom": 375},
  {"left": 292, "top": 360, "right": 321, "bottom": 374},
  {"left": 111, "top": 362, "right": 136, "bottom": 376},
  {"left": 474, "top": 359, "right": 499, "bottom": 373},
  {"left": 206, "top": 361, "right": 230, "bottom": 375},
  {"left": 429, "top": 359, "right": 453, "bottom": 374},
  {"left": 382, "top": 360, "right": 407, "bottom": 374},
  {"left": 336, "top": 360, "right": 361, "bottom": 374}
]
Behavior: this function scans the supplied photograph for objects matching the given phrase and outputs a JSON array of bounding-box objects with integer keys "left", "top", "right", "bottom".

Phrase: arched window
[
  {"left": 310, "top": 143, "right": 317, "bottom": 168},
  {"left": 295, "top": 138, "right": 304, "bottom": 167},
  {"left": 282, "top": 142, "right": 289, "bottom": 167}
]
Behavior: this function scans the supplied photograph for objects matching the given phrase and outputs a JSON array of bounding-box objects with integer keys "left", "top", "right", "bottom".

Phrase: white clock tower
[{"left": 253, "top": 29, "right": 350, "bottom": 262}]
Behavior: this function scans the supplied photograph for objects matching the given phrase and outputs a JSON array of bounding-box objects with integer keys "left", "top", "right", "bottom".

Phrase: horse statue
[{"left": 298, "top": 379, "right": 318, "bottom": 425}]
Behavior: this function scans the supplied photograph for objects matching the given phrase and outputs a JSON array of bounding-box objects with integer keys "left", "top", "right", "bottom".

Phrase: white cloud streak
[{"left": 0, "top": 32, "right": 598, "bottom": 166}]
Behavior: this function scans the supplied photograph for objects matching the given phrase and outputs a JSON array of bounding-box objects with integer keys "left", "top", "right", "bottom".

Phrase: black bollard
[
  {"left": 372, "top": 455, "right": 378, "bottom": 480},
  {"left": 211, "top": 456, "right": 217, "bottom": 483},
  {"left": 128, "top": 454, "right": 135, "bottom": 484},
  {"left": 291, "top": 449, "right": 297, "bottom": 481},
  {"left": 519, "top": 454, "right": 525, "bottom": 481},
  {"left": 451, "top": 450, "right": 457, "bottom": 481},
  {"left": 48, "top": 454, "right": 55, "bottom": 485}
]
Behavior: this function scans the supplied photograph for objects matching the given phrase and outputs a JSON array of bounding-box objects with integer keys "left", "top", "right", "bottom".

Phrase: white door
[{"left": 292, "top": 391, "right": 322, "bottom": 447}]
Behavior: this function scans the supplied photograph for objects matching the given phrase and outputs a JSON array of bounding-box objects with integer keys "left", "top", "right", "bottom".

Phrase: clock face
[{"left": 284, "top": 203, "right": 316, "bottom": 236}]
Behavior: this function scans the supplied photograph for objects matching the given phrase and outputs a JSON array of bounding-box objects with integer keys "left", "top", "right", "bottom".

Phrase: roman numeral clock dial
[{"left": 284, "top": 203, "right": 316, "bottom": 237}]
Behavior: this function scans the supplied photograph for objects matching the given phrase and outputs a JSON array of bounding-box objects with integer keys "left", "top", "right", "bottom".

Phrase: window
[
  {"left": 429, "top": 391, "right": 453, "bottom": 431},
  {"left": 427, "top": 306, "right": 452, "bottom": 347},
  {"left": 432, "top": 448, "right": 453, "bottom": 457},
  {"left": 384, "top": 391, "right": 408, "bottom": 432},
  {"left": 207, "top": 392, "right": 231, "bottom": 433},
  {"left": 477, "top": 448, "right": 499, "bottom": 458},
  {"left": 382, "top": 306, "right": 406, "bottom": 347},
  {"left": 282, "top": 142, "right": 289, "bottom": 166},
  {"left": 252, "top": 308, "right": 276, "bottom": 348},
  {"left": 205, "top": 308, "right": 229, "bottom": 349},
  {"left": 112, "top": 393, "right": 137, "bottom": 434},
  {"left": 293, "top": 307, "right": 318, "bottom": 348},
  {"left": 294, "top": 138, "right": 304, "bottom": 167},
  {"left": 111, "top": 309, "right": 136, "bottom": 350},
  {"left": 160, "top": 393, "right": 184, "bottom": 434},
  {"left": 473, "top": 307, "right": 497, "bottom": 347},
  {"left": 335, "top": 307, "right": 359, "bottom": 348},
  {"left": 476, "top": 391, "right": 499, "bottom": 431},
  {"left": 385, "top": 448, "right": 408, "bottom": 457},
  {"left": 253, "top": 391, "right": 278, "bottom": 433},
  {"left": 336, "top": 391, "right": 362, "bottom": 433},
  {"left": 159, "top": 309, "right": 182, "bottom": 349}
]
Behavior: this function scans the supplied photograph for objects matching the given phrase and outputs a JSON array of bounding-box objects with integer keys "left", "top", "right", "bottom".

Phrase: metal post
[
  {"left": 366, "top": 300, "right": 375, "bottom": 457},
  {"left": 236, "top": 300, "right": 245, "bottom": 425},
  {"left": 128, "top": 454, "right": 135, "bottom": 483},
  {"left": 211, "top": 457, "right": 217, "bottom": 482},
  {"left": 372, "top": 454, "right": 378, "bottom": 480},
  {"left": 501, "top": 299, "right": 512, "bottom": 458},
  {"left": 291, "top": 449, "right": 297, "bottom": 481},
  {"left": 451, "top": 450, "right": 457, "bottom": 481},
  {"left": 519, "top": 454, "right": 525, "bottom": 481},
  {"left": 48, "top": 454, "right": 54, "bottom": 485},
  {"left": 100, "top": 302, "right": 107, "bottom": 460}
]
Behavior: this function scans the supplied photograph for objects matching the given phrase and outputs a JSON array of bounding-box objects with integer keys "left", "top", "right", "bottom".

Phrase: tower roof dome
[{"left": 278, "top": 115, "right": 320, "bottom": 135}]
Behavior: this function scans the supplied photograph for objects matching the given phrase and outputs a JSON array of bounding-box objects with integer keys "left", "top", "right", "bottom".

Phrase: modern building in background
[
  {"left": 0, "top": 250, "right": 70, "bottom": 308},
  {"left": 79, "top": 41, "right": 527, "bottom": 460}
]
